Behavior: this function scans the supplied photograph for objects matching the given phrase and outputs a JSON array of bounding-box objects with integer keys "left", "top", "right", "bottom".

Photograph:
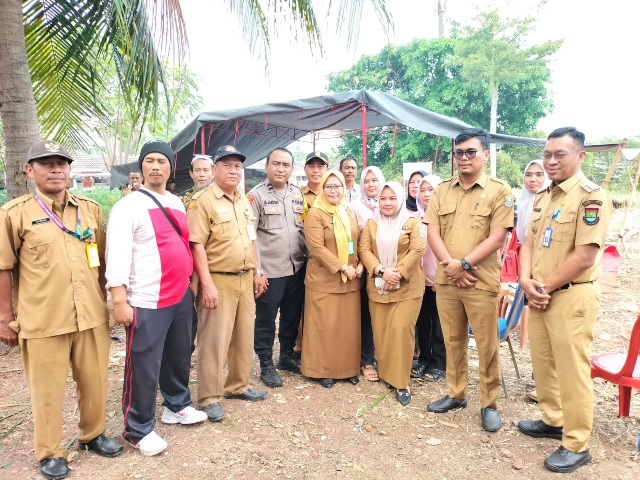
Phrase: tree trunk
[
  {"left": 489, "top": 81, "right": 498, "bottom": 178},
  {"left": 0, "top": 0, "right": 40, "bottom": 201},
  {"left": 437, "top": 0, "right": 447, "bottom": 38}
]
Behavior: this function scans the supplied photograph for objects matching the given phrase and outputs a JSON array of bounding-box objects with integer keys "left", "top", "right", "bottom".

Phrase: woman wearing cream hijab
[
  {"left": 359, "top": 182, "right": 426, "bottom": 405},
  {"left": 301, "top": 170, "right": 363, "bottom": 388},
  {"left": 516, "top": 160, "right": 550, "bottom": 243}
]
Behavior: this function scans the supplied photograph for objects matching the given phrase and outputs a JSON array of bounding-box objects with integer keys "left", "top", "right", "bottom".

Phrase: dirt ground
[{"left": 1, "top": 206, "right": 639, "bottom": 480}]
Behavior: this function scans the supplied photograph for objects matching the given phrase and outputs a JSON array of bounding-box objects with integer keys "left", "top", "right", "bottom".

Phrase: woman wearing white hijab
[
  {"left": 359, "top": 182, "right": 426, "bottom": 405},
  {"left": 351, "top": 166, "right": 385, "bottom": 382},
  {"left": 411, "top": 175, "right": 447, "bottom": 382},
  {"left": 516, "top": 160, "right": 550, "bottom": 243}
]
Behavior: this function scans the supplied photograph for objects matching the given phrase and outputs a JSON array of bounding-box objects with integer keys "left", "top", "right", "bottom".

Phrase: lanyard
[{"left": 33, "top": 193, "right": 92, "bottom": 241}]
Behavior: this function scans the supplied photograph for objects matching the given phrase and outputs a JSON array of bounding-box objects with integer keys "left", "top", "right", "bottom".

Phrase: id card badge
[
  {"left": 86, "top": 243, "right": 100, "bottom": 268},
  {"left": 348, "top": 240, "right": 355, "bottom": 255},
  {"left": 542, "top": 227, "right": 553, "bottom": 248},
  {"left": 247, "top": 224, "right": 257, "bottom": 241}
]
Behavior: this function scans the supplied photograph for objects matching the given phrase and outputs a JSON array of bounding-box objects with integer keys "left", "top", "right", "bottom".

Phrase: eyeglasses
[
  {"left": 453, "top": 149, "right": 479, "bottom": 160},
  {"left": 542, "top": 150, "right": 582, "bottom": 161},
  {"left": 324, "top": 184, "right": 343, "bottom": 191}
]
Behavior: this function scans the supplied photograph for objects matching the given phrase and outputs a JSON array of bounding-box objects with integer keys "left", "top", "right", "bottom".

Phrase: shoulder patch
[
  {"left": 582, "top": 199, "right": 603, "bottom": 207},
  {"left": 583, "top": 207, "right": 600, "bottom": 225},
  {"left": 1, "top": 194, "right": 33, "bottom": 211},
  {"left": 580, "top": 180, "right": 601, "bottom": 193},
  {"left": 246, "top": 193, "right": 255, "bottom": 205}
]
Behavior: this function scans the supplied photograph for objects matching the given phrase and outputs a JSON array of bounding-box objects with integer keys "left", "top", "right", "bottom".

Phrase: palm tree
[{"left": 0, "top": 0, "right": 391, "bottom": 200}]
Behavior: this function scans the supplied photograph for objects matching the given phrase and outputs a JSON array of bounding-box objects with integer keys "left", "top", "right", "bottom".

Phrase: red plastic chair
[{"left": 590, "top": 315, "right": 640, "bottom": 417}]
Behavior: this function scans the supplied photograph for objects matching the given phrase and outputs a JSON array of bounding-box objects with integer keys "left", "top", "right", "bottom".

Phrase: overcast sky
[{"left": 178, "top": 0, "right": 639, "bottom": 144}]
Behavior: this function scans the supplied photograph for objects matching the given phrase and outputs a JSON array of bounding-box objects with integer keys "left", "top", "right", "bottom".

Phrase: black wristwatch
[
  {"left": 377, "top": 266, "right": 385, "bottom": 277},
  {"left": 461, "top": 258, "right": 471, "bottom": 271}
]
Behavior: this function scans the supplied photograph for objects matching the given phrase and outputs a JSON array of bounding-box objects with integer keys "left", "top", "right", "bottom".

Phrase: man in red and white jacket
[{"left": 106, "top": 141, "right": 207, "bottom": 457}]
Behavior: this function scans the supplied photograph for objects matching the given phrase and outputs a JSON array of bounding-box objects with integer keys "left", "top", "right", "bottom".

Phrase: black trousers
[
  {"left": 360, "top": 277, "right": 375, "bottom": 366},
  {"left": 122, "top": 289, "right": 193, "bottom": 444},
  {"left": 254, "top": 267, "right": 305, "bottom": 357},
  {"left": 416, "top": 287, "right": 446, "bottom": 371}
]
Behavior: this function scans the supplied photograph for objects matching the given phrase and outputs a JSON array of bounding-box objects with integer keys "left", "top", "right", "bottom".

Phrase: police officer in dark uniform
[{"left": 247, "top": 147, "right": 307, "bottom": 387}]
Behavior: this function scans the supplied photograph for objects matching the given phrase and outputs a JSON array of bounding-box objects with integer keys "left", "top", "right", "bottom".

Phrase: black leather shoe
[
  {"left": 260, "top": 364, "right": 283, "bottom": 388},
  {"left": 319, "top": 378, "right": 335, "bottom": 388},
  {"left": 202, "top": 402, "right": 224, "bottom": 422},
  {"left": 427, "top": 395, "right": 467, "bottom": 413},
  {"left": 347, "top": 376, "right": 359, "bottom": 385},
  {"left": 39, "top": 457, "right": 68, "bottom": 480},
  {"left": 277, "top": 351, "right": 301, "bottom": 373},
  {"left": 544, "top": 446, "right": 592, "bottom": 473},
  {"left": 79, "top": 434, "right": 123, "bottom": 458},
  {"left": 396, "top": 389, "right": 411, "bottom": 406},
  {"left": 481, "top": 407, "right": 502, "bottom": 432},
  {"left": 517, "top": 419, "right": 563, "bottom": 440},
  {"left": 224, "top": 389, "right": 267, "bottom": 401}
]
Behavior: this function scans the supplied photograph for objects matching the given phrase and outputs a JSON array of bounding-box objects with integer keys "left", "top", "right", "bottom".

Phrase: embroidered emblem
[
  {"left": 44, "top": 141, "right": 61, "bottom": 153},
  {"left": 504, "top": 195, "right": 513, "bottom": 207},
  {"left": 582, "top": 199, "right": 603, "bottom": 207},
  {"left": 583, "top": 208, "right": 599, "bottom": 225},
  {"left": 246, "top": 194, "right": 255, "bottom": 205},
  {"left": 533, "top": 207, "right": 542, "bottom": 212}
]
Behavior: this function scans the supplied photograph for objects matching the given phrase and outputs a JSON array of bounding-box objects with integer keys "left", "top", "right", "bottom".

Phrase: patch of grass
[{"left": 70, "top": 187, "right": 121, "bottom": 220}]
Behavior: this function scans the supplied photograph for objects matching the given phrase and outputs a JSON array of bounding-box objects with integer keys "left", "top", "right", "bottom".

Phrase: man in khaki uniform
[
  {"left": 0, "top": 141, "right": 122, "bottom": 480},
  {"left": 517, "top": 127, "right": 612, "bottom": 473},
  {"left": 178, "top": 154, "right": 215, "bottom": 208},
  {"left": 301, "top": 151, "right": 329, "bottom": 208},
  {"left": 120, "top": 170, "right": 142, "bottom": 197},
  {"left": 188, "top": 145, "right": 267, "bottom": 423},
  {"left": 424, "top": 128, "right": 513, "bottom": 433},
  {"left": 247, "top": 148, "right": 307, "bottom": 387}
]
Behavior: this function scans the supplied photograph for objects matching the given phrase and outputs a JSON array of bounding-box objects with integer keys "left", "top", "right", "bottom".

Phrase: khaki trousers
[
  {"left": 528, "top": 283, "right": 600, "bottom": 453},
  {"left": 197, "top": 273, "right": 255, "bottom": 406},
  {"left": 436, "top": 285, "right": 501, "bottom": 408},
  {"left": 20, "top": 322, "right": 110, "bottom": 461}
]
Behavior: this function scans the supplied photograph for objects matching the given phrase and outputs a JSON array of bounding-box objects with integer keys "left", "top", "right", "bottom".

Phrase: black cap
[
  {"left": 28, "top": 140, "right": 74, "bottom": 163},
  {"left": 138, "top": 140, "right": 175, "bottom": 173},
  {"left": 305, "top": 151, "right": 329, "bottom": 166},
  {"left": 214, "top": 145, "right": 246, "bottom": 163}
]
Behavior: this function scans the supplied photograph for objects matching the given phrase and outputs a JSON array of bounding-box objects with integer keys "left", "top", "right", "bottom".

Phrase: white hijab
[
  {"left": 516, "top": 160, "right": 550, "bottom": 243},
  {"left": 416, "top": 175, "right": 443, "bottom": 218},
  {"left": 375, "top": 181, "right": 410, "bottom": 268}
]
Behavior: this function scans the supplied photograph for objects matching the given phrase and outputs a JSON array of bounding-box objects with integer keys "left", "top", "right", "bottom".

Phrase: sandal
[
  {"left": 411, "top": 361, "right": 428, "bottom": 378},
  {"left": 424, "top": 368, "right": 445, "bottom": 382},
  {"left": 361, "top": 365, "right": 379, "bottom": 382},
  {"left": 526, "top": 389, "right": 538, "bottom": 403}
]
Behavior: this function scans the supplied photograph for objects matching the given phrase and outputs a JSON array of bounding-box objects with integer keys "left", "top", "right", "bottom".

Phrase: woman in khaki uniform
[
  {"left": 302, "top": 170, "right": 363, "bottom": 388},
  {"left": 359, "top": 182, "right": 426, "bottom": 405}
]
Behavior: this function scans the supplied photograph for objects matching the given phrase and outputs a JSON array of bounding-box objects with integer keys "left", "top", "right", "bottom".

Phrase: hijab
[
  {"left": 313, "top": 170, "right": 352, "bottom": 282},
  {"left": 375, "top": 181, "right": 410, "bottom": 269},
  {"left": 416, "top": 174, "right": 443, "bottom": 218},
  {"left": 405, "top": 170, "right": 427, "bottom": 212},
  {"left": 516, "top": 160, "right": 551, "bottom": 243},
  {"left": 358, "top": 166, "right": 385, "bottom": 210}
]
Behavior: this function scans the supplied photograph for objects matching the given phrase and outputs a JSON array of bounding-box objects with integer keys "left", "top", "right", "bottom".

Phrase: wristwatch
[
  {"left": 254, "top": 269, "right": 264, "bottom": 276},
  {"left": 377, "top": 266, "right": 386, "bottom": 277},
  {"left": 461, "top": 258, "right": 471, "bottom": 271}
]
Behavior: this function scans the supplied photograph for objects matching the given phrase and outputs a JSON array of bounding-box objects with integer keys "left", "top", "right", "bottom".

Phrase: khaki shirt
[
  {"left": 303, "top": 208, "right": 360, "bottom": 294},
  {"left": 301, "top": 184, "right": 319, "bottom": 208},
  {"left": 424, "top": 172, "right": 514, "bottom": 293},
  {"left": 359, "top": 217, "right": 426, "bottom": 303},
  {"left": 0, "top": 190, "right": 108, "bottom": 339},
  {"left": 247, "top": 181, "right": 307, "bottom": 278},
  {"left": 187, "top": 182, "right": 256, "bottom": 273},
  {"left": 527, "top": 171, "right": 611, "bottom": 284}
]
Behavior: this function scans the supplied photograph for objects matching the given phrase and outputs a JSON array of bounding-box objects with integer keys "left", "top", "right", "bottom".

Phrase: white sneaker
[
  {"left": 161, "top": 406, "right": 208, "bottom": 425},
  {"left": 135, "top": 431, "right": 167, "bottom": 456}
]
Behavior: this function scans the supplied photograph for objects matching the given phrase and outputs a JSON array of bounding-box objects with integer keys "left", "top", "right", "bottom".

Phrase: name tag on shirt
[
  {"left": 247, "top": 224, "right": 256, "bottom": 241},
  {"left": 348, "top": 240, "right": 355, "bottom": 255},
  {"left": 542, "top": 227, "right": 552, "bottom": 248},
  {"left": 86, "top": 243, "right": 100, "bottom": 268}
]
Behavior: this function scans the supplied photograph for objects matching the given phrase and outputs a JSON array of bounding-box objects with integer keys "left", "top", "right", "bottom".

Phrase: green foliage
[
  {"left": 495, "top": 152, "right": 522, "bottom": 189},
  {"left": 70, "top": 187, "right": 122, "bottom": 220},
  {"left": 326, "top": 31, "right": 557, "bottom": 179},
  {"left": 0, "top": 190, "right": 7, "bottom": 207}
]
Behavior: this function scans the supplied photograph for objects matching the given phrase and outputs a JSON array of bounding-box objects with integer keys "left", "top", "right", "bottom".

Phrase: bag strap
[{"left": 137, "top": 189, "right": 182, "bottom": 237}]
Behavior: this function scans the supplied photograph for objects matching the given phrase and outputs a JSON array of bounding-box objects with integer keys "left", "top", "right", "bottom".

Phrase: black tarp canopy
[{"left": 110, "top": 90, "right": 600, "bottom": 191}]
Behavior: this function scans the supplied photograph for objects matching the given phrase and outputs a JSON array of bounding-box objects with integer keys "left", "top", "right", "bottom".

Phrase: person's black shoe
[
  {"left": 277, "top": 350, "right": 301, "bottom": 373},
  {"left": 544, "top": 446, "right": 592, "bottom": 473},
  {"left": 517, "top": 419, "right": 563, "bottom": 440},
  {"left": 202, "top": 402, "right": 224, "bottom": 422},
  {"left": 224, "top": 389, "right": 267, "bottom": 401},
  {"left": 427, "top": 395, "right": 467, "bottom": 413},
  {"left": 259, "top": 354, "right": 283, "bottom": 388},
  {"left": 319, "top": 378, "right": 335, "bottom": 388},
  {"left": 396, "top": 389, "right": 411, "bottom": 406},
  {"left": 39, "top": 458, "right": 68, "bottom": 480},
  {"left": 481, "top": 407, "right": 502, "bottom": 432},
  {"left": 347, "top": 376, "right": 359, "bottom": 385},
  {"left": 78, "top": 434, "right": 124, "bottom": 458}
]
